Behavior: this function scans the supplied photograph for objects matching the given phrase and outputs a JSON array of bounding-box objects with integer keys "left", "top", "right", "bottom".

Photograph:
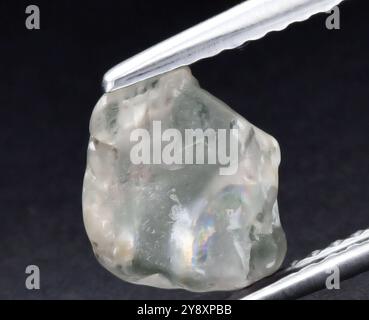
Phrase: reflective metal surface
[
  {"left": 229, "top": 229, "right": 369, "bottom": 300},
  {"left": 103, "top": 0, "right": 344, "bottom": 92}
]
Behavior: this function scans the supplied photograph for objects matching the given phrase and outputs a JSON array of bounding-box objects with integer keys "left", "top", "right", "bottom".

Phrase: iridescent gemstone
[{"left": 83, "top": 67, "right": 286, "bottom": 292}]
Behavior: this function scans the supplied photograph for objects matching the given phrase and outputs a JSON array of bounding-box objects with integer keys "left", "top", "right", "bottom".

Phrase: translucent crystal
[{"left": 83, "top": 67, "right": 287, "bottom": 292}]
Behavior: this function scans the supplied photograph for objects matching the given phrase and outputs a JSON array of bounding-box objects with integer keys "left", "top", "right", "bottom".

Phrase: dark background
[{"left": 1, "top": 0, "right": 368, "bottom": 299}]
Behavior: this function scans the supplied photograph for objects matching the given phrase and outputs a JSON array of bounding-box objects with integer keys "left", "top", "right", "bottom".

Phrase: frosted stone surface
[{"left": 83, "top": 67, "right": 286, "bottom": 292}]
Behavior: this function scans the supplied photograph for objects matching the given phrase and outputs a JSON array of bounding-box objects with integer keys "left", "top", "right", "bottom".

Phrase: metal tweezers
[{"left": 102, "top": 0, "right": 369, "bottom": 299}]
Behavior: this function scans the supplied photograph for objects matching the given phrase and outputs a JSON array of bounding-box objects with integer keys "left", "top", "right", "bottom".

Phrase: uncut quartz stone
[{"left": 83, "top": 67, "right": 287, "bottom": 292}]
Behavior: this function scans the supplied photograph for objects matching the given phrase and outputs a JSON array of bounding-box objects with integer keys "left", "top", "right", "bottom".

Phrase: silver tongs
[
  {"left": 103, "top": 0, "right": 345, "bottom": 92},
  {"left": 101, "top": 0, "right": 369, "bottom": 299},
  {"left": 231, "top": 228, "right": 369, "bottom": 299}
]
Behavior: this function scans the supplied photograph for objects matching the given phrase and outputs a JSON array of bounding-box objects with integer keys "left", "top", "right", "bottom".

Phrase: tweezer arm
[
  {"left": 103, "top": 0, "right": 344, "bottom": 92},
  {"left": 229, "top": 229, "right": 369, "bottom": 300}
]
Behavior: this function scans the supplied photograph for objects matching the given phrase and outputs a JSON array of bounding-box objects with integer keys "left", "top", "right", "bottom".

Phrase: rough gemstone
[{"left": 83, "top": 67, "right": 287, "bottom": 292}]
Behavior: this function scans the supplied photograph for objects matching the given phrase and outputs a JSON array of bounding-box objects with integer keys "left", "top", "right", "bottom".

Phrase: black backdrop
[{"left": 1, "top": 0, "right": 369, "bottom": 299}]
